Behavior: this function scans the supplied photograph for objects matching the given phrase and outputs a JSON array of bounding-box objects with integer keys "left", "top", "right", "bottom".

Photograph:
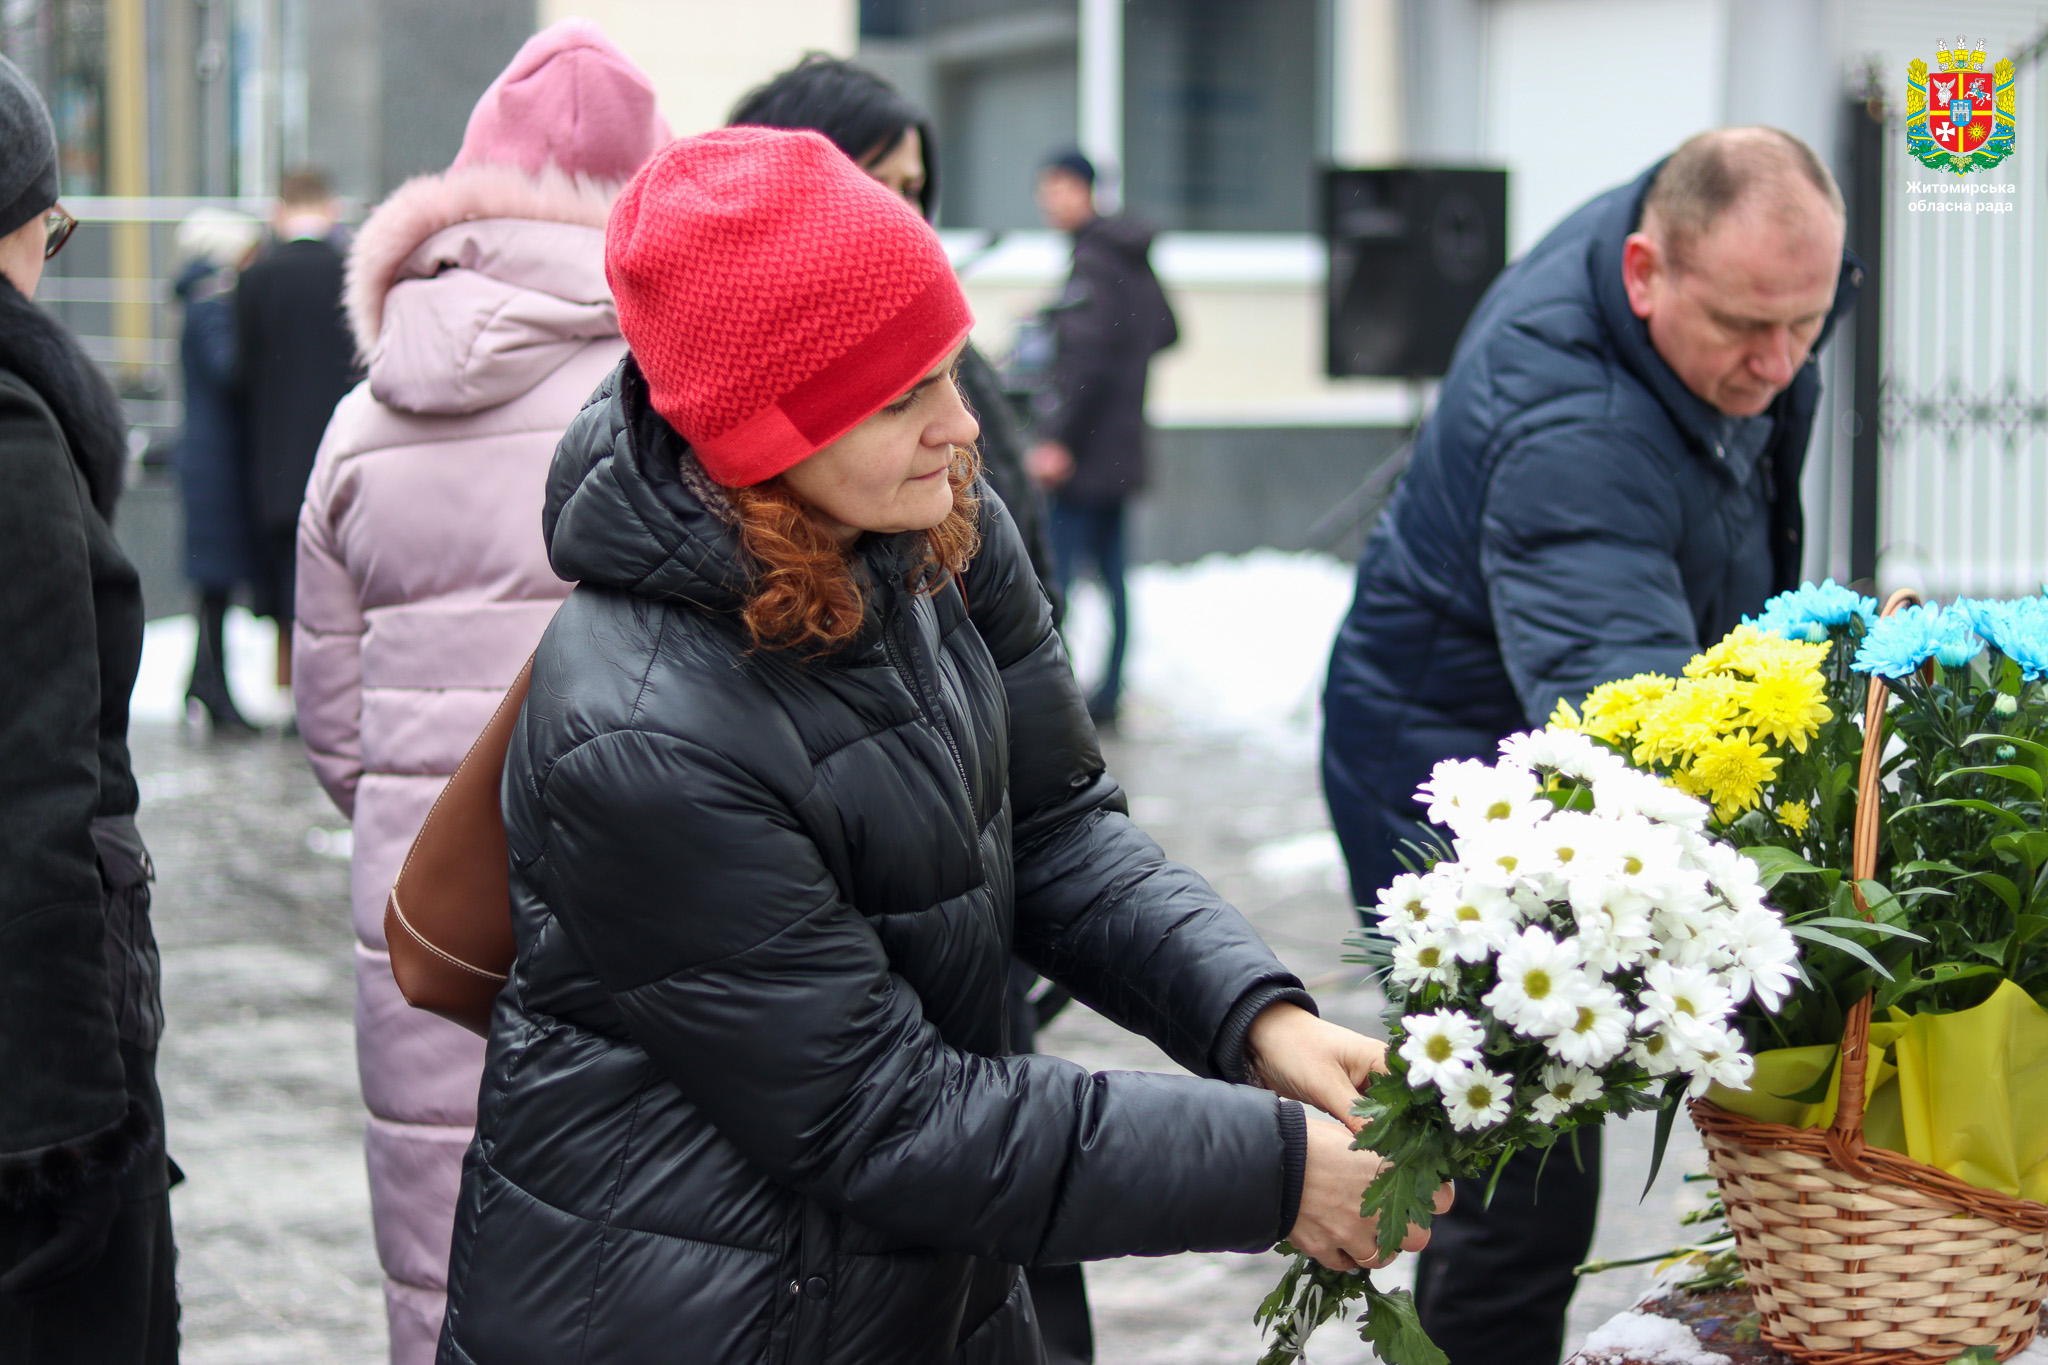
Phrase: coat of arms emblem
[{"left": 1907, "top": 36, "right": 2016, "bottom": 173}]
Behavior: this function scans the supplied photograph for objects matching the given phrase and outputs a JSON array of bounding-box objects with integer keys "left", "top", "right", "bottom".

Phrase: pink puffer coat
[{"left": 293, "top": 162, "right": 629, "bottom": 1363}]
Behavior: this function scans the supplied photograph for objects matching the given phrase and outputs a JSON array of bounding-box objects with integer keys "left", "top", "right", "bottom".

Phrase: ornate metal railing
[{"left": 1878, "top": 25, "right": 2048, "bottom": 597}]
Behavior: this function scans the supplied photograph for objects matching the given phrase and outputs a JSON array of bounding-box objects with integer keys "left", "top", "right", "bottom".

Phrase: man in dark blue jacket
[{"left": 1322, "top": 128, "right": 1859, "bottom": 1363}]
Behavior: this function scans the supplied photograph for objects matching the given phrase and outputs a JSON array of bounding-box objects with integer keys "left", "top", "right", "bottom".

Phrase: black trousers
[
  {"left": 0, "top": 1188, "right": 178, "bottom": 1365},
  {"left": 1412, "top": 1126, "right": 1602, "bottom": 1365}
]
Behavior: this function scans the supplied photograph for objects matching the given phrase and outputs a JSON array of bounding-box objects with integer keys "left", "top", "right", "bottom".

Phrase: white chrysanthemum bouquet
[{"left": 1255, "top": 727, "right": 1798, "bottom": 1365}]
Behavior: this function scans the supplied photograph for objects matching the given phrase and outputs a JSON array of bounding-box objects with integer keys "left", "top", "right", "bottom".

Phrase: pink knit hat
[
  {"left": 607, "top": 127, "right": 973, "bottom": 487},
  {"left": 453, "top": 19, "right": 670, "bottom": 182}
]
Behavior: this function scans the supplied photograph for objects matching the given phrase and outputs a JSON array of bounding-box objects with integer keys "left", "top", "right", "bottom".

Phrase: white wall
[
  {"left": 1483, "top": 0, "right": 1731, "bottom": 256},
  {"left": 537, "top": 0, "right": 857, "bottom": 139},
  {"left": 1331, "top": 0, "right": 1404, "bottom": 163}
]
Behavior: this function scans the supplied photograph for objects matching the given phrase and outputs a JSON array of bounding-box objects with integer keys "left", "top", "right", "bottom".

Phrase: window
[{"left": 1123, "top": 0, "right": 1318, "bottom": 232}]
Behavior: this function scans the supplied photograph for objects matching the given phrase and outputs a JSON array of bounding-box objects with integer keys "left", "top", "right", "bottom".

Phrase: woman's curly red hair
[{"left": 730, "top": 444, "right": 982, "bottom": 654}]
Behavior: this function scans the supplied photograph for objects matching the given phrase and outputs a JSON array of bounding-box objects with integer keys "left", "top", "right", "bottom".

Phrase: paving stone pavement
[{"left": 131, "top": 720, "right": 1705, "bottom": 1364}]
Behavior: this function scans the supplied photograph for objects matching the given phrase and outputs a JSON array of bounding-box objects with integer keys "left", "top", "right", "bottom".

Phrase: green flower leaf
[
  {"left": 1940, "top": 763, "right": 2044, "bottom": 799},
  {"left": 1741, "top": 844, "right": 1823, "bottom": 889},
  {"left": 1357, "top": 1279, "right": 1450, "bottom": 1365},
  {"left": 1892, "top": 798, "right": 2031, "bottom": 833},
  {"left": 1789, "top": 922, "right": 1897, "bottom": 978},
  {"left": 1253, "top": 1249, "right": 1371, "bottom": 1365},
  {"left": 1964, "top": 732, "right": 2048, "bottom": 773},
  {"left": 1788, "top": 914, "right": 1925, "bottom": 942}
]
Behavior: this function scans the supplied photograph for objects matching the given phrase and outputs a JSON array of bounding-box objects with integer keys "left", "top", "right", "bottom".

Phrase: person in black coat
[
  {"left": 235, "top": 168, "right": 357, "bottom": 685},
  {"left": 0, "top": 55, "right": 177, "bottom": 1363},
  {"left": 173, "top": 208, "right": 264, "bottom": 733},
  {"left": 437, "top": 128, "right": 1435, "bottom": 1365},
  {"left": 727, "top": 54, "right": 1093, "bottom": 1358},
  {"left": 1320, "top": 128, "right": 1858, "bottom": 1365},
  {"left": 1025, "top": 151, "right": 1178, "bottom": 726}
]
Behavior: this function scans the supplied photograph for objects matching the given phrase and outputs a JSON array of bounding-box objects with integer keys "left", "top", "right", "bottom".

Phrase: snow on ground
[
  {"left": 133, "top": 607, "right": 294, "bottom": 726},
  {"left": 134, "top": 552, "right": 1363, "bottom": 753},
  {"left": 1578, "top": 1311, "right": 1730, "bottom": 1365},
  {"left": 1063, "top": 549, "right": 1357, "bottom": 758}
]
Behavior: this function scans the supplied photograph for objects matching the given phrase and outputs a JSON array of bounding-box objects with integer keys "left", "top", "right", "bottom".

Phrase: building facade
[{"left": 7, "top": 0, "right": 2046, "bottom": 581}]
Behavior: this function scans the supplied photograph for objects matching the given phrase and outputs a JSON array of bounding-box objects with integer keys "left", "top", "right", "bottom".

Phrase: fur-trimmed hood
[{"left": 346, "top": 163, "right": 623, "bottom": 416}]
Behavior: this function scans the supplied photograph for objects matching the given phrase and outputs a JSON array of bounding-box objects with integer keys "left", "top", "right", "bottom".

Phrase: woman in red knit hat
[{"left": 435, "top": 127, "right": 1441, "bottom": 1364}]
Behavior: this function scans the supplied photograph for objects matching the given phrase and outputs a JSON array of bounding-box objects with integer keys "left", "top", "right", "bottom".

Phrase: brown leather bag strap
[{"left": 383, "top": 653, "right": 534, "bottom": 1035}]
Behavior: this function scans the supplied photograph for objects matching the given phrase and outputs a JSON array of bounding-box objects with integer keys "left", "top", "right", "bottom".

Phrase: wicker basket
[{"left": 1691, "top": 589, "right": 2048, "bottom": 1363}]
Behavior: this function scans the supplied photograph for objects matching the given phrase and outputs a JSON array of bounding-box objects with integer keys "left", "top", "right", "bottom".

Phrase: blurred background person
[
  {"left": 172, "top": 206, "right": 266, "bottom": 737},
  {"left": 728, "top": 57, "right": 1091, "bottom": 1362},
  {"left": 236, "top": 166, "right": 356, "bottom": 698},
  {"left": 291, "top": 20, "right": 669, "bottom": 1362},
  {"left": 0, "top": 54, "right": 177, "bottom": 1362},
  {"left": 730, "top": 53, "right": 1058, "bottom": 613},
  {"left": 1321, "top": 128, "right": 1855, "bottom": 1365},
  {"left": 1025, "top": 150, "right": 1177, "bottom": 729}
]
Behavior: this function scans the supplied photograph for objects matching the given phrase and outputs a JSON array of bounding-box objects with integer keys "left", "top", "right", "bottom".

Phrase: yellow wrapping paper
[{"left": 1707, "top": 980, "right": 2048, "bottom": 1202}]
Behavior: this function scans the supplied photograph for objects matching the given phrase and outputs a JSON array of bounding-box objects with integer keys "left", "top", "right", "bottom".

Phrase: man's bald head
[
  {"left": 1641, "top": 127, "right": 1844, "bottom": 269},
  {"left": 1622, "top": 128, "right": 1846, "bottom": 416}
]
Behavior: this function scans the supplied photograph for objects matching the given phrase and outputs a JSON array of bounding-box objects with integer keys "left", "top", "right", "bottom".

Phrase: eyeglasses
[{"left": 43, "top": 205, "right": 76, "bottom": 260}]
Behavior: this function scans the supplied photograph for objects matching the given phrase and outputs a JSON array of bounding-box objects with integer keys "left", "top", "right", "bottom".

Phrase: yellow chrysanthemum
[
  {"left": 1549, "top": 697, "right": 1582, "bottom": 730},
  {"left": 1734, "top": 664, "right": 1832, "bottom": 752},
  {"left": 1685, "top": 730, "right": 1781, "bottom": 821},
  {"left": 1578, "top": 673, "right": 1675, "bottom": 744},
  {"left": 1777, "top": 800, "right": 1811, "bottom": 833},
  {"left": 1631, "top": 675, "right": 1743, "bottom": 768},
  {"left": 1666, "top": 763, "right": 1709, "bottom": 800},
  {"left": 1685, "top": 623, "right": 1830, "bottom": 680}
]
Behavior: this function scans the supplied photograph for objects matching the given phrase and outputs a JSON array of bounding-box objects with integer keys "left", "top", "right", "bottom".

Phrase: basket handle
[{"left": 1826, "top": 587, "right": 1923, "bottom": 1170}]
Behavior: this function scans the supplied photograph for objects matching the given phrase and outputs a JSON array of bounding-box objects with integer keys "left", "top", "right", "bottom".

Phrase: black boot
[{"left": 185, "top": 589, "right": 256, "bottom": 735}]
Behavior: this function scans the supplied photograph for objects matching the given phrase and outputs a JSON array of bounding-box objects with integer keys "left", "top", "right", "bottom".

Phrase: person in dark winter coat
[
  {"left": 235, "top": 167, "right": 357, "bottom": 683},
  {"left": 728, "top": 55, "right": 1091, "bottom": 1359},
  {"left": 0, "top": 55, "right": 178, "bottom": 1363},
  {"left": 1026, "top": 151, "right": 1177, "bottom": 725},
  {"left": 1320, "top": 128, "right": 1858, "bottom": 1365},
  {"left": 173, "top": 207, "right": 265, "bottom": 733},
  {"left": 437, "top": 128, "right": 1438, "bottom": 1365}
]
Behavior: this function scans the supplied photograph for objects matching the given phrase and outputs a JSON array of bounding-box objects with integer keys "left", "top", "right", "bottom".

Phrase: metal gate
[{"left": 1877, "top": 27, "right": 2048, "bottom": 599}]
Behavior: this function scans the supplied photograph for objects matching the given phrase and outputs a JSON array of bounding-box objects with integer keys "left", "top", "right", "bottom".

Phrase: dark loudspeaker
[{"left": 1324, "top": 167, "right": 1509, "bottom": 379}]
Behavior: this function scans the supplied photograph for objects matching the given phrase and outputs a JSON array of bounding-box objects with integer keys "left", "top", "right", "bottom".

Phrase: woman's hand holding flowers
[
  {"left": 1245, "top": 1003, "right": 1454, "bottom": 1272},
  {"left": 1244, "top": 1001, "right": 1385, "bottom": 1131},
  {"left": 1289, "top": 1118, "right": 1450, "bottom": 1272}
]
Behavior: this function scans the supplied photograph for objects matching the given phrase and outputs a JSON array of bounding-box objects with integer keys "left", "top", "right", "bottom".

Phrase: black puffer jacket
[{"left": 438, "top": 361, "right": 1310, "bottom": 1365}]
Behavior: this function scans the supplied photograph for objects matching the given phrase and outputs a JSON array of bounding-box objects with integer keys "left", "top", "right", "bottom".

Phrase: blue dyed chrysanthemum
[
  {"left": 1851, "top": 601, "right": 1982, "bottom": 678},
  {"left": 1958, "top": 597, "right": 2048, "bottom": 680},
  {"left": 1749, "top": 579, "right": 1878, "bottom": 643}
]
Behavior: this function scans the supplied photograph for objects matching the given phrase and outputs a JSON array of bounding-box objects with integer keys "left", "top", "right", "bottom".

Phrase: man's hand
[
  {"left": 1290, "top": 1118, "right": 1451, "bottom": 1271},
  {"left": 1025, "top": 440, "right": 1074, "bottom": 490},
  {"left": 1245, "top": 1001, "right": 1385, "bottom": 1132}
]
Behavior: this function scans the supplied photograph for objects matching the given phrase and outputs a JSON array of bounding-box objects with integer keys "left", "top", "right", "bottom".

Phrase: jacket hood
[
  {"left": 545, "top": 359, "right": 921, "bottom": 641},
  {"left": 1077, "top": 213, "right": 1156, "bottom": 258},
  {"left": 545, "top": 358, "right": 754, "bottom": 613},
  {"left": 172, "top": 257, "right": 222, "bottom": 302},
  {"left": 452, "top": 18, "right": 670, "bottom": 184},
  {"left": 347, "top": 163, "right": 622, "bottom": 415}
]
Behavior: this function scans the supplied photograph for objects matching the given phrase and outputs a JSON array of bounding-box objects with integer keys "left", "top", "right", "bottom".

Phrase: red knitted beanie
[{"left": 605, "top": 126, "right": 973, "bottom": 487}]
